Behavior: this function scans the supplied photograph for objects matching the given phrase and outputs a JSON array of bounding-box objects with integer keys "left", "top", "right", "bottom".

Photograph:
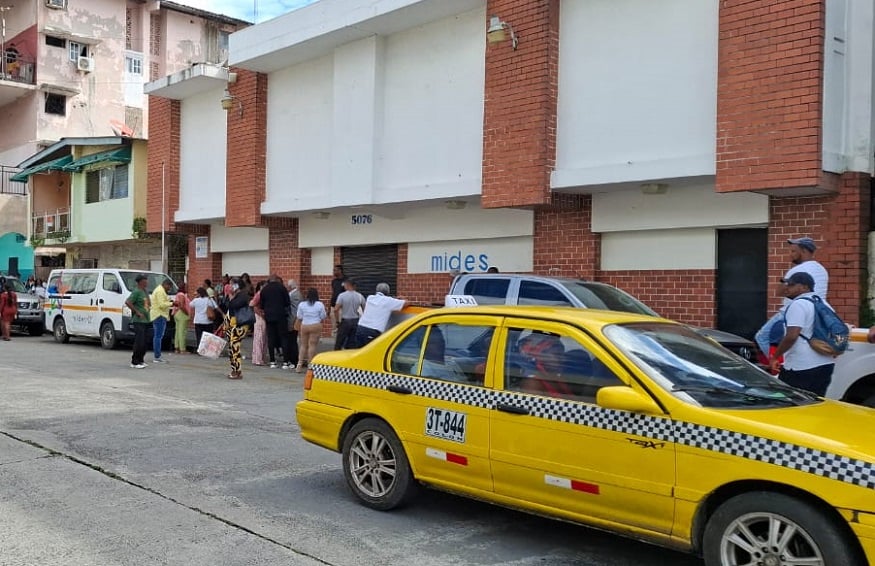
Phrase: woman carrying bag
[{"left": 224, "top": 278, "right": 253, "bottom": 379}]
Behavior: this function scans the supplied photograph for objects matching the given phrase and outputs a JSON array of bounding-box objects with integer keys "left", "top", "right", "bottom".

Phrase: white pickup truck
[{"left": 830, "top": 328, "right": 875, "bottom": 406}]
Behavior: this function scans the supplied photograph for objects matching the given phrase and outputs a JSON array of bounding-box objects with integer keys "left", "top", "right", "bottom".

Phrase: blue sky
[{"left": 176, "top": 0, "right": 318, "bottom": 23}]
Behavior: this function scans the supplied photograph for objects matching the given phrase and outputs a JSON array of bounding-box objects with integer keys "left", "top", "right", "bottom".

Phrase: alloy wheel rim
[
  {"left": 720, "top": 512, "right": 823, "bottom": 566},
  {"left": 349, "top": 430, "right": 397, "bottom": 498}
]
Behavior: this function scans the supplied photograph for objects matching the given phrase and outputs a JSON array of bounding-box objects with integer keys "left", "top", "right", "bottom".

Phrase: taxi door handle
[
  {"left": 496, "top": 403, "right": 529, "bottom": 415},
  {"left": 387, "top": 385, "right": 412, "bottom": 395}
]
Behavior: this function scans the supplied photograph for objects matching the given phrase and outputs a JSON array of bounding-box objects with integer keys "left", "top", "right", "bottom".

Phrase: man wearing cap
[
  {"left": 125, "top": 275, "right": 151, "bottom": 369},
  {"left": 768, "top": 272, "right": 835, "bottom": 395},
  {"left": 755, "top": 236, "right": 829, "bottom": 357}
]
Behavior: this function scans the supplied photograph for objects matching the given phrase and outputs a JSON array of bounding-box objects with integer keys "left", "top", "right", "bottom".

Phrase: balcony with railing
[
  {"left": 31, "top": 209, "right": 71, "bottom": 244},
  {"left": 0, "top": 56, "right": 36, "bottom": 107},
  {"left": 0, "top": 165, "right": 26, "bottom": 195}
]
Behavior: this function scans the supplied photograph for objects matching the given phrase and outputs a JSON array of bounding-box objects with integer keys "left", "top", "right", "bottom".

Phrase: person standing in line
[
  {"left": 125, "top": 275, "right": 151, "bottom": 368},
  {"left": 0, "top": 282, "right": 18, "bottom": 341},
  {"left": 295, "top": 287, "right": 327, "bottom": 373},
  {"left": 149, "top": 279, "right": 174, "bottom": 363},
  {"left": 225, "top": 278, "right": 251, "bottom": 379},
  {"left": 172, "top": 283, "right": 191, "bottom": 354},
  {"left": 768, "top": 272, "right": 836, "bottom": 396},
  {"left": 204, "top": 279, "right": 216, "bottom": 300},
  {"left": 240, "top": 272, "right": 255, "bottom": 297},
  {"left": 333, "top": 279, "right": 365, "bottom": 350},
  {"left": 330, "top": 265, "right": 345, "bottom": 310},
  {"left": 190, "top": 287, "right": 217, "bottom": 350},
  {"left": 755, "top": 236, "right": 829, "bottom": 357},
  {"left": 259, "top": 274, "right": 291, "bottom": 368},
  {"left": 355, "top": 283, "right": 409, "bottom": 347},
  {"left": 285, "top": 279, "right": 302, "bottom": 371},
  {"left": 250, "top": 280, "right": 268, "bottom": 366}
]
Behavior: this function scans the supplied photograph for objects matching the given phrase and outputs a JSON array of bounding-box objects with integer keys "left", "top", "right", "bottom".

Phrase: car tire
[
  {"left": 703, "top": 491, "right": 862, "bottom": 566},
  {"left": 341, "top": 418, "right": 418, "bottom": 511},
  {"left": 858, "top": 392, "right": 875, "bottom": 409},
  {"left": 100, "top": 321, "right": 117, "bottom": 350},
  {"left": 53, "top": 317, "right": 70, "bottom": 344},
  {"left": 28, "top": 323, "right": 44, "bottom": 337}
]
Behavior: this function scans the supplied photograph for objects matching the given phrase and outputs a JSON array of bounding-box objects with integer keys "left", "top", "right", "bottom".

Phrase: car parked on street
[
  {"left": 450, "top": 274, "right": 758, "bottom": 364},
  {"left": 2, "top": 277, "right": 45, "bottom": 336},
  {"left": 297, "top": 305, "right": 875, "bottom": 566}
]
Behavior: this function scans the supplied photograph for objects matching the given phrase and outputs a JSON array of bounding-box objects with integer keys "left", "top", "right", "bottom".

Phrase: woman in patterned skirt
[{"left": 224, "top": 278, "right": 251, "bottom": 379}]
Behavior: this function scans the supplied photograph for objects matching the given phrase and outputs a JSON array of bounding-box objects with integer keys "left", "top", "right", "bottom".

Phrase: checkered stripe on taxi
[{"left": 309, "top": 364, "right": 875, "bottom": 489}]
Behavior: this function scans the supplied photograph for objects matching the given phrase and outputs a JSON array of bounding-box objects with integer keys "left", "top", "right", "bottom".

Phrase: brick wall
[
  {"left": 482, "top": 0, "right": 559, "bottom": 208},
  {"left": 717, "top": 0, "right": 828, "bottom": 193},
  {"left": 597, "top": 270, "right": 718, "bottom": 328},
  {"left": 264, "top": 216, "right": 302, "bottom": 282},
  {"left": 532, "top": 194, "right": 599, "bottom": 278},
  {"left": 145, "top": 96, "right": 180, "bottom": 234},
  {"left": 767, "top": 172, "right": 871, "bottom": 323},
  {"left": 225, "top": 69, "right": 267, "bottom": 227},
  {"left": 396, "top": 244, "right": 456, "bottom": 306},
  {"left": 183, "top": 224, "right": 223, "bottom": 292}
]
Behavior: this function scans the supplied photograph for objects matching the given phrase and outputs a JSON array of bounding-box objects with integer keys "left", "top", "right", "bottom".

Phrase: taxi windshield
[{"left": 603, "top": 322, "right": 819, "bottom": 408}]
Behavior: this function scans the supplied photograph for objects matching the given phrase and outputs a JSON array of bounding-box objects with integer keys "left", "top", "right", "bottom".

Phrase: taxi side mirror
[{"left": 596, "top": 386, "right": 663, "bottom": 415}]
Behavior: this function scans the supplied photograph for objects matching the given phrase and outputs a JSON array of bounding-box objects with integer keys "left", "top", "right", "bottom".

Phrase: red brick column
[
  {"left": 717, "top": 0, "right": 830, "bottom": 194},
  {"left": 183, "top": 224, "right": 223, "bottom": 291},
  {"left": 263, "top": 216, "right": 302, "bottom": 282},
  {"left": 225, "top": 69, "right": 268, "bottom": 227},
  {"left": 482, "top": 0, "right": 559, "bottom": 208},
  {"left": 146, "top": 96, "right": 180, "bottom": 233},
  {"left": 532, "top": 194, "right": 599, "bottom": 279},
  {"left": 767, "top": 172, "right": 871, "bottom": 323}
]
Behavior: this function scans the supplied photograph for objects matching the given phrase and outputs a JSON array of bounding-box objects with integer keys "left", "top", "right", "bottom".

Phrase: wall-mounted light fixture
[
  {"left": 640, "top": 183, "right": 668, "bottom": 195},
  {"left": 220, "top": 88, "right": 243, "bottom": 117},
  {"left": 487, "top": 15, "right": 518, "bottom": 50},
  {"left": 445, "top": 200, "right": 467, "bottom": 210}
]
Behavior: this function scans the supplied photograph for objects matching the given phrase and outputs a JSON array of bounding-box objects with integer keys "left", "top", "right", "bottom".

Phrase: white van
[{"left": 44, "top": 269, "right": 177, "bottom": 349}]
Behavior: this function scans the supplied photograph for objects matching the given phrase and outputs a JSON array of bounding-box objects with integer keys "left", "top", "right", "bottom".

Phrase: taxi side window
[
  {"left": 390, "top": 323, "right": 493, "bottom": 385},
  {"left": 503, "top": 327, "right": 623, "bottom": 403},
  {"left": 102, "top": 273, "right": 121, "bottom": 293}
]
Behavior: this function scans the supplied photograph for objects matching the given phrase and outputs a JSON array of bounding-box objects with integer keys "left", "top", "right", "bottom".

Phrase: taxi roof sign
[{"left": 445, "top": 295, "right": 478, "bottom": 307}]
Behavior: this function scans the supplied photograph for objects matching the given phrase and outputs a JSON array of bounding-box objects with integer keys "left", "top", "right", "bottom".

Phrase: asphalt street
[{"left": 0, "top": 332, "right": 702, "bottom": 566}]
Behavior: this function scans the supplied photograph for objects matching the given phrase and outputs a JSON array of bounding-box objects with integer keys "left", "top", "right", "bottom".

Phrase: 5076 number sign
[{"left": 425, "top": 407, "right": 467, "bottom": 443}]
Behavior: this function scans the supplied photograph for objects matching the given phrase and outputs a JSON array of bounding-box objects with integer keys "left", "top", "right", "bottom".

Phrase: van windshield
[
  {"left": 119, "top": 271, "right": 177, "bottom": 294},
  {"left": 560, "top": 281, "right": 658, "bottom": 316}
]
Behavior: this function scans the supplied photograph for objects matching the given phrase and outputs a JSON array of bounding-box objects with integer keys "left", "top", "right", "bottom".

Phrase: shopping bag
[{"left": 197, "top": 331, "right": 227, "bottom": 359}]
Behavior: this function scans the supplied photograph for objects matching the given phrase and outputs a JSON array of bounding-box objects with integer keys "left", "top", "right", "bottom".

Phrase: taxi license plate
[{"left": 425, "top": 407, "right": 466, "bottom": 443}]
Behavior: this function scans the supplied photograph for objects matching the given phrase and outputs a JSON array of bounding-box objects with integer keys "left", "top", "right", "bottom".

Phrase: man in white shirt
[
  {"left": 768, "top": 271, "right": 835, "bottom": 396},
  {"left": 755, "top": 236, "right": 829, "bottom": 356},
  {"left": 355, "top": 283, "right": 409, "bottom": 347}
]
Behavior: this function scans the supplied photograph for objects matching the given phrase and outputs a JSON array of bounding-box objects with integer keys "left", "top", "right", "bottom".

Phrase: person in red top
[{"left": 0, "top": 282, "right": 18, "bottom": 341}]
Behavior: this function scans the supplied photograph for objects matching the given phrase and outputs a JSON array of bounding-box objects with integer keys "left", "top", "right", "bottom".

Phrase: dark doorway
[
  {"left": 341, "top": 245, "right": 398, "bottom": 297},
  {"left": 716, "top": 229, "right": 768, "bottom": 340},
  {"left": 7, "top": 257, "right": 19, "bottom": 278}
]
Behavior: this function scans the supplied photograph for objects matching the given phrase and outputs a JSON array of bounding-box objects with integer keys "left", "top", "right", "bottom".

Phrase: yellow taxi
[{"left": 296, "top": 304, "right": 875, "bottom": 566}]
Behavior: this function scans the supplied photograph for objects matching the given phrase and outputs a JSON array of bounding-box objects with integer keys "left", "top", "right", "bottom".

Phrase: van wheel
[
  {"left": 100, "top": 321, "right": 117, "bottom": 350},
  {"left": 53, "top": 318, "right": 70, "bottom": 344}
]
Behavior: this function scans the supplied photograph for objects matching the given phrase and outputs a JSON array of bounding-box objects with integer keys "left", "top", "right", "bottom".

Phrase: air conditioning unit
[
  {"left": 77, "top": 57, "right": 95, "bottom": 73},
  {"left": 46, "top": 0, "right": 67, "bottom": 8}
]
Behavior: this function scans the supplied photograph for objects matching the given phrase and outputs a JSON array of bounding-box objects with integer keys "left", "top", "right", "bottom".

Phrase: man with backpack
[{"left": 768, "top": 272, "right": 838, "bottom": 396}]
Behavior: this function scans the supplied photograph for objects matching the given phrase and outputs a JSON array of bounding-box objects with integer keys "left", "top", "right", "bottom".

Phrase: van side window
[
  {"left": 68, "top": 273, "right": 98, "bottom": 294},
  {"left": 462, "top": 278, "right": 509, "bottom": 305},
  {"left": 518, "top": 281, "right": 573, "bottom": 307},
  {"left": 102, "top": 273, "right": 121, "bottom": 293}
]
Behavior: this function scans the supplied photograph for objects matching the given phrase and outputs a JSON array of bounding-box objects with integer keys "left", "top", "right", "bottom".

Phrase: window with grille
[
  {"left": 44, "top": 93, "right": 66, "bottom": 115},
  {"left": 85, "top": 165, "right": 129, "bottom": 203}
]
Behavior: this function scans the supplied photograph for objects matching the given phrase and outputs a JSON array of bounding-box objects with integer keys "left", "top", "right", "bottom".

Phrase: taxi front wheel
[
  {"left": 703, "top": 491, "right": 862, "bottom": 566},
  {"left": 341, "top": 418, "right": 417, "bottom": 511}
]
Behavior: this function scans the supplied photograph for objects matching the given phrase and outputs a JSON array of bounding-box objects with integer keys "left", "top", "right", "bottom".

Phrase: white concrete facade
[{"left": 178, "top": 88, "right": 228, "bottom": 222}]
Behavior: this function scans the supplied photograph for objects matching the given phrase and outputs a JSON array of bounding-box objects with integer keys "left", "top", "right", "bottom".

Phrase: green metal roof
[
  {"left": 62, "top": 146, "right": 132, "bottom": 172},
  {"left": 10, "top": 155, "right": 74, "bottom": 183}
]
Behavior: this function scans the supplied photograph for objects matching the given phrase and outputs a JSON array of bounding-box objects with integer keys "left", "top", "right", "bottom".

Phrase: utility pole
[{"left": 0, "top": 6, "right": 13, "bottom": 78}]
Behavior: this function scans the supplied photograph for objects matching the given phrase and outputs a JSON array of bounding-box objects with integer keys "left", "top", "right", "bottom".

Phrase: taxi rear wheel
[
  {"left": 341, "top": 418, "right": 417, "bottom": 511},
  {"left": 703, "top": 491, "right": 861, "bottom": 566}
]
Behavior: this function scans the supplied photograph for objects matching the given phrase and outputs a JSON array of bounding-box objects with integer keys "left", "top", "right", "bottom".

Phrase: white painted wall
[
  {"left": 553, "top": 0, "right": 718, "bottom": 188},
  {"left": 262, "top": 8, "right": 485, "bottom": 213},
  {"left": 264, "top": 55, "right": 334, "bottom": 211},
  {"left": 178, "top": 88, "right": 227, "bottom": 222},
  {"left": 298, "top": 204, "right": 532, "bottom": 248},
  {"left": 310, "top": 247, "right": 335, "bottom": 276},
  {"left": 591, "top": 184, "right": 768, "bottom": 233},
  {"left": 222, "top": 251, "right": 269, "bottom": 276},
  {"left": 601, "top": 228, "right": 715, "bottom": 271},
  {"left": 210, "top": 226, "right": 268, "bottom": 253},
  {"left": 408, "top": 236, "right": 534, "bottom": 274}
]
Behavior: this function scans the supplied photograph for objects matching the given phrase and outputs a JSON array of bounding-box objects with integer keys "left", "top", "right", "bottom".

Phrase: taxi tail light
[{"left": 303, "top": 369, "right": 314, "bottom": 390}]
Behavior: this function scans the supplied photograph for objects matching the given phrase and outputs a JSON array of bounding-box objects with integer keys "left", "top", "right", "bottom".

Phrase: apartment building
[
  {"left": 145, "top": 0, "right": 875, "bottom": 339},
  {"left": 1, "top": 0, "right": 247, "bottom": 279}
]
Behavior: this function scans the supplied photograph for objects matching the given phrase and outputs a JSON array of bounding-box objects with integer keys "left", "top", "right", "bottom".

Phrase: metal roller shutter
[{"left": 341, "top": 245, "right": 398, "bottom": 297}]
